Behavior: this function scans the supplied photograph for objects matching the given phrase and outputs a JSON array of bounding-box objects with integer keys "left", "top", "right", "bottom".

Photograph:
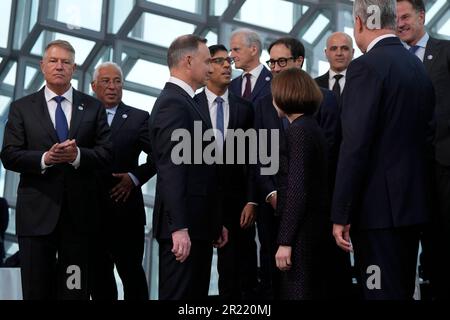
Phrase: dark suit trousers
[
  {"left": 18, "top": 198, "right": 89, "bottom": 300},
  {"left": 158, "top": 239, "right": 213, "bottom": 300},
  {"left": 351, "top": 226, "right": 420, "bottom": 300},
  {"left": 430, "top": 163, "right": 450, "bottom": 299}
]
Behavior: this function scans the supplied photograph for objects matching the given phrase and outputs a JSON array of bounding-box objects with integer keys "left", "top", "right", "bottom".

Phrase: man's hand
[
  {"left": 171, "top": 229, "right": 191, "bottom": 263},
  {"left": 213, "top": 226, "right": 229, "bottom": 249},
  {"left": 44, "top": 140, "right": 78, "bottom": 165},
  {"left": 268, "top": 193, "right": 277, "bottom": 210},
  {"left": 240, "top": 203, "right": 256, "bottom": 229},
  {"left": 332, "top": 223, "right": 353, "bottom": 252},
  {"left": 110, "top": 173, "right": 134, "bottom": 202},
  {"left": 275, "top": 245, "right": 292, "bottom": 271}
]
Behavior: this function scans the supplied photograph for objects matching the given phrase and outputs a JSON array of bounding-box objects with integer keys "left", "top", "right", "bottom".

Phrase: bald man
[{"left": 315, "top": 32, "right": 355, "bottom": 101}]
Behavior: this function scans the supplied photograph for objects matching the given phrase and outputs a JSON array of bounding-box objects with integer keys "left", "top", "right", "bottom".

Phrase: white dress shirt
[
  {"left": 241, "top": 63, "right": 265, "bottom": 96},
  {"left": 168, "top": 76, "right": 195, "bottom": 98},
  {"left": 204, "top": 87, "right": 230, "bottom": 139},
  {"left": 328, "top": 69, "right": 347, "bottom": 94},
  {"left": 41, "top": 86, "right": 80, "bottom": 171}
]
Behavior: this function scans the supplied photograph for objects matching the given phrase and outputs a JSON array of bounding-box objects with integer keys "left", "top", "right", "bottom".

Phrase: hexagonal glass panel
[
  {"left": 0, "top": 0, "right": 12, "bottom": 48},
  {"left": 145, "top": 0, "right": 200, "bottom": 14},
  {"left": 46, "top": 0, "right": 103, "bottom": 31}
]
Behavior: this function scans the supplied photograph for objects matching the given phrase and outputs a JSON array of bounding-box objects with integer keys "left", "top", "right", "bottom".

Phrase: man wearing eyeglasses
[
  {"left": 195, "top": 44, "right": 257, "bottom": 300},
  {"left": 90, "top": 62, "right": 156, "bottom": 300},
  {"left": 254, "top": 37, "right": 349, "bottom": 299},
  {"left": 229, "top": 28, "right": 272, "bottom": 105}
]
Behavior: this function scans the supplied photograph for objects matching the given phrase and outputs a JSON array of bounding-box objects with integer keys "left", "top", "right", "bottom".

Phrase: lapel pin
[
  {"left": 122, "top": 114, "right": 128, "bottom": 119},
  {"left": 427, "top": 55, "right": 433, "bottom": 60},
  {"left": 265, "top": 76, "right": 271, "bottom": 81},
  {"left": 78, "top": 105, "right": 84, "bottom": 110}
]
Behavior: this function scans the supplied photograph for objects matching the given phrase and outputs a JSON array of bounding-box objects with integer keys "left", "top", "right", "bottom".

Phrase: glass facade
[{"left": 0, "top": 0, "right": 449, "bottom": 299}]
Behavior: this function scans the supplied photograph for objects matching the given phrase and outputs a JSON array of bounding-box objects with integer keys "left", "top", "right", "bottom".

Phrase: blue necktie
[
  {"left": 409, "top": 45, "right": 420, "bottom": 54},
  {"left": 106, "top": 110, "right": 114, "bottom": 126},
  {"left": 54, "top": 96, "right": 69, "bottom": 142},
  {"left": 215, "top": 96, "right": 224, "bottom": 149}
]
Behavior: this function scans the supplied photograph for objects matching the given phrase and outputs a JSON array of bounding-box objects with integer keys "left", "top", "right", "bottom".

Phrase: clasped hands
[{"left": 44, "top": 139, "right": 78, "bottom": 165}]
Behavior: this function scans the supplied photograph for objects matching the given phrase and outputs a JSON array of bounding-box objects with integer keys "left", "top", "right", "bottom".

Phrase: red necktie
[{"left": 242, "top": 73, "right": 252, "bottom": 100}]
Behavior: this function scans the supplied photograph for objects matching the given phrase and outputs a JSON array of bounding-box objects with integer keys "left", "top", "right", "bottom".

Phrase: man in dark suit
[
  {"left": 229, "top": 28, "right": 272, "bottom": 104},
  {"left": 149, "top": 35, "right": 228, "bottom": 300},
  {"left": 195, "top": 44, "right": 256, "bottom": 299},
  {"left": 90, "top": 62, "right": 156, "bottom": 300},
  {"left": 332, "top": 0, "right": 435, "bottom": 300},
  {"left": 255, "top": 37, "right": 349, "bottom": 299},
  {"left": 0, "top": 40, "right": 112, "bottom": 300},
  {"left": 315, "top": 32, "right": 354, "bottom": 102},
  {"left": 397, "top": 0, "right": 450, "bottom": 300}
]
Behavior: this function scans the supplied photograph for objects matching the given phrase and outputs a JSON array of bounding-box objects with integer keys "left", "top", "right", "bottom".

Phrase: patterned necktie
[
  {"left": 332, "top": 74, "right": 344, "bottom": 100},
  {"left": 215, "top": 96, "right": 224, "bottom": 149},
  {"left": 53, "top": 96, "right": 69, "bottom": 142},
  {"left": 242, "top": 73, "right": 252, "bottom": 100},
  {"left": 409, "top": 45, "right": 420, "bottom": 55}
]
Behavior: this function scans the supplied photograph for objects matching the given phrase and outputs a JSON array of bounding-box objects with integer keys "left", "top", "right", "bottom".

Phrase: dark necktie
[
  {"left": 409, "top": 45, "right": 420, "bottom": 55},
  {"left": 332, "top": 74, "right": 344, "bottom": 100},
  {"left": 242, "top": 73, "right": 252, "bottom": 100},
  {"left": 215, "top": 96, "right": 224, "bottom": 149},
  {"left": 54, "top": 96, "right": 69, "bottom": 142}
]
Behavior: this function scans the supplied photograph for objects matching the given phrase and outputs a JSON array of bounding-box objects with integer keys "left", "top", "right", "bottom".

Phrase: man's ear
[
  {"left": 418, "top": 10, "right": 425, "bottom": 26},
  {"left": 355, "top": 16, "right": 363, "bottom": 33}
]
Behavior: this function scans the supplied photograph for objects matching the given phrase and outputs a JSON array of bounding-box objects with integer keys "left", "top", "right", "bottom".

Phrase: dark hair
[
  {"left": 397, "top": 0, "right": 425, "bottom": 12},
  {"left": 209, "top": 44, "right": 228, "bottom": 56},
  {"left": 167, "top": 34, "right": 207, "bottom": 69},
  {"left": 268, "top": 37, "right": 305, "bottom": 60},
  {"left": 271, "top": 68, "right": 322, "bottom": 115}
]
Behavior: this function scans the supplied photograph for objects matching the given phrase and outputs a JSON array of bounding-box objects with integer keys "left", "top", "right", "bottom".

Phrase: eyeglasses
[
  {"left": 210, "top": 57, "right": 235, "bottom": 65},
  {"left": 266, "top": 57, "right": 295, "bottom": 68}
]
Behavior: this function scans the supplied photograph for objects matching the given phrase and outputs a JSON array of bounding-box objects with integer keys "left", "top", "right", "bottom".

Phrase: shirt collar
[
  {"left": 44, "top": 86, "right": 73, "bottom": 104},
  {"left": 329, "top": 69, "right": 347, "bottom": 80},
  {"left": 204, "top": 87, "right": 228, "bottom": 110},
  {"left": 404, "top": 32, "right": 429, "bottom": 50},
  {"left": 242, "top": 63, "right": 264, "bottom": 80},
  {"left": 169, "top": 76, "right": 195, "bottom": 98},
  {"left": 366, "top": 34, "right": 397, "bottom": 53},
  {"left": 106, "top": 105, "right": 119, "bottom": 115}
]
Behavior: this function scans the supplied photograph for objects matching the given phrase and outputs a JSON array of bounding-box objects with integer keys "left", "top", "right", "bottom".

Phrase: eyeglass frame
[
  {"left": 97, "top": 78, "right": 123, "bottom": 87},
  {"left": 210, "top": 56, "right": 235, "bottom": 65},
  {"left": 266, "top": 56, "right": 295, "bottom": 68}
]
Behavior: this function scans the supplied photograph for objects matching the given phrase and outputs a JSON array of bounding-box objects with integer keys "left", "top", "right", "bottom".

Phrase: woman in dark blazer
[{"left": 272, "top": 68, "right": 330, "bottom": 299}]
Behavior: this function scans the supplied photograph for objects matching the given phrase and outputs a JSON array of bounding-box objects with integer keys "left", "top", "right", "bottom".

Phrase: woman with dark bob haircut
[{"left": 272, "top": 68, "right": 331, "bottom": 299}]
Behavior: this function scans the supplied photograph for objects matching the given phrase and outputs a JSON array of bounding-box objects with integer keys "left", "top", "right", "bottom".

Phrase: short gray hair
[
  {"left": 93, "top": 62, "right": 123, "bottom": 82},
  {"left": 353, "top": 0, "right": 397, "bottom": 31},
  {"left": 44, "top": 40, "right": 75, "bottom": 63},
  {"left": 167, "top": 34, "right": 207, "bottom": 69},
  {"left": 230, "top": 28, "right": 262, "bottom": 56}
]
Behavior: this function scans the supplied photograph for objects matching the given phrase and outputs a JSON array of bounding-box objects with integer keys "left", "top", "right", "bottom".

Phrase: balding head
[{"left": 325, "top": 32, "right": 355, "bottom": 73}]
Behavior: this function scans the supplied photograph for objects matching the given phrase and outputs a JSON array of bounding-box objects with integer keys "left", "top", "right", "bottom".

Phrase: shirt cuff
[
  {"left": 70, "top": 147, "right": 81, "bottom": 169},
  {"left": 265, "top": 191, "right": 277, "bottom": 203},
  {"left": 247, "top": 202, "right": 258, "bottom": 206},
  {"left": 128, "top": 172, "right": 140, "bottom": 186},
  {"left": 40, "top": 152, "right": 53, "bottom": 174}
]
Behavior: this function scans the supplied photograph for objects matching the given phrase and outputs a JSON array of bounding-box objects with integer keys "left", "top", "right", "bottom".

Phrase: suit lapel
[
  {"left": 227, "top": 93, "right": 239, "bottom": 130},
  {"left": 32, "top": 88, "right": 59, "bottom": 143},
  {"left": 251, "top": 67, "right": 272, "bottom": 102},
  {"left": 167, "top": 83, "right": 211, "bottom": 128},
  {"left": 195, "top": 91, "right": 213, "bottom": 129},
  {"left": 69, "top": 89, "right": 86, "bottom": 139},
  {"left": 424, "top": 37, "right": 439, "bottom": 73},
  {"left": 110, "top": 102, "right": 130, "bottom": 136}
]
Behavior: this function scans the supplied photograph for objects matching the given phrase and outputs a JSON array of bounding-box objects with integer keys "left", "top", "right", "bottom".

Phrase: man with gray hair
[
  {"left": 1, "top": 40, "right": 112, "bottom": 299},
  {"left": 229, "top": 28, "right": 272, "bottom": 104},
  {"left": 90, "top": 62, "right": 155, "bottom": 300},
  {"left": 331, "top": 0, "right": 435, "bottom": 299},
  {"left": 149, "top": 34, "right": 228, "bottom": 299}
]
